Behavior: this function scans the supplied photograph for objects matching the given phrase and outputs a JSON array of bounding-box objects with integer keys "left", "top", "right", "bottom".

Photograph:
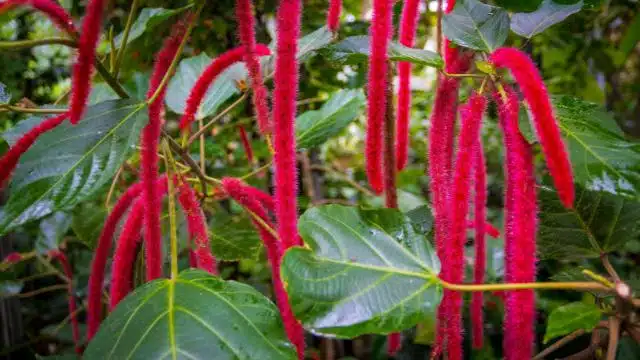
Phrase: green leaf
[
  {"left": 209, "top": 213, "right": 262, "bottom": 261},
  {"left": 0, "top": 100, "right": 146, "bottom": 234},
  {"left": 321, "top": 36, "right": 444, "bottom": 69},
  {"left": 84, "top": 270, "right": 296, "bottom": 359},
  {"left": 620, "top": 11, "right": 640, "bottom": 59},
  {"left": 108, "top": 7, "right": 186, "bottom": 53},
  {"left": 295, "top": 26, "right": 334, "bottom": 62},
  {"left": 442, "top": 0, "right": 510, "bottom": 52},
  {"left": 494, "top": 0, "right": 543, "bottom": 12},
  {"left": 544, "top": 302, "right": 601, "bottom": 343},
  {"left": 537, "top": 184, "right": 640, "bottom": 260},
  {"left": 36, "top": 212, "right": 71, "bottom": 254},
  {"left": 71, "top": 203, "right": 107, "bottom": 249},
  {"left": 511, "top": 0, "right": 583, "bottom": 38},
  {"left": 296, "top": 89, "right": 365, "bottom": 149},
  {"left": 281, "top": 205, "right": 442, "bottom": 338}
]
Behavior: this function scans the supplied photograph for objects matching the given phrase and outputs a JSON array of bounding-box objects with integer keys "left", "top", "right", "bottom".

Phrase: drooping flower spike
[
  {"left": 179, "top": 45, "right": 271, "bottom": 130},
  {"left": 69, "top": 0, "right": 108, "bottom": 124},
  {"left": 0, "top": 113, "right": 67, "bottom": 187},
  {"left": 237, "top": 125, "right": 255, "bottom": 164},
  {"left": 221, "top": 177, "right": 305, "bottom": 360},
  {"left": 395, "top": 0, "right": 420, "bottom": 171},
  {"left": 176, "top": 180, "right": 218, "bottom": 274},
  {"left": 489, "top": 47, "right": 574, "bottom": 208},
  {"left": 444, "top": 92, "right": 487, "bottom": 360},
  {"left": 327, "top": 0, "right": 342, "bottom": 32},
  {"left": 365, "top": 0, "right": 393, "bottom": 194},
  {"left": 494, "top": 85, "right": 537, "bottom": 360},
  {"left": 471, "top": 138, "right": 487, "bottom": 349},
  {"left": 48, "top": 250, "right": 81, "bottom": 354},
  {"left": 273, "top": 0, "right": 303, "bottom": 252},
  {"left": 0, "top": 0, "right": 77, "bottom": 35},
  {"left": 142, "top": 18, "right": 191, "bottom": 281},
  {"left": 235, "top": 0, "right": 272, "bottom": 134},
  {"left": 466, "top": 221, "right": 500, "bottom": 238}
]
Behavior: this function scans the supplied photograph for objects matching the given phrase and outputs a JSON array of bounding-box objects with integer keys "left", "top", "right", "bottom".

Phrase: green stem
[
  {"left": 94, "top": 59, "right": 130, "bottom": 99},
  {"left": 440, "top": 280, "right": 614, "bottom": 293},
  {"left": 162, "top": 141, "right": 179, "bottom": 279},
  {"left": 443, "top": 71, "right": 486, "bottom": 78},
  {"left": 113, "top": 0, "right": 140, "bottom": 78},
  {"left": 0, "top": 38, "right": 76, "bottom": 49},
  {"left": 146, "top": 4, "right": 203, "bottom": 106},
  {"left": 0, "top": 105, "right": 66, "bottom": 114},
  {"left": 185, "top": 93, "right": 249, "bottom": 147}
]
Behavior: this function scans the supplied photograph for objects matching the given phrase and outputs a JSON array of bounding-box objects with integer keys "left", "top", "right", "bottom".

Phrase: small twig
[
  {"left": 533, "top": 329, "right": 585, "bottom": 360},
  {"left": 113, "top": 0, "right": 140, "bottom": 78},
  {"left": 16, "top": 284, "right": 68, "bottom": 298},
  {"left": 606, "top": 317, "right": 621, "bottom": 360},
  {"left": 186, "top": 93, "right": 249, "bottom": 147},
  {"left": 240, "top": 160, "right": 272, "bottom": 180},
  {"left": 601, "top": 254, "right": 621, "bottom": 282},
  {"left": 0, "top": 38, "right": 76, "bottom": 49},
  {"left": 299, "top": 152, "right": 317, "bottom": 204},
  {"left": 162, "top": 129, "right": 217, "bottom": 190},
  {"left": 0, "top": 104, "right": 66, "bottom": 114},
  {"left": 310, "top": 164, "right": 375, "bottom": 197},
  {"left": 105, "top": 165, "right": 125, "bottom": 209}
]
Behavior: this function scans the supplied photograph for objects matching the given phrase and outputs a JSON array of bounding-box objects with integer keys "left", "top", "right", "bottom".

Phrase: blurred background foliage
[{"left": 0, "top": 0, "right": 639, "bottom": 359}]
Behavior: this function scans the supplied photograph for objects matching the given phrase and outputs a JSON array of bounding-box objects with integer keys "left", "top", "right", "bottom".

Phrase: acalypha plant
[{"left": 1, "top": 0, "right": 638, "bottom": 359}]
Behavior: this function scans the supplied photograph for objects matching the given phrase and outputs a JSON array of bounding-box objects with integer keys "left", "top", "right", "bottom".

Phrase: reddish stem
[
  {"left": 49, "top": 250, "right": 81, "bottom": 354},
  {"left": 0, "top": 113, "right": 67, "bottom": 187}
]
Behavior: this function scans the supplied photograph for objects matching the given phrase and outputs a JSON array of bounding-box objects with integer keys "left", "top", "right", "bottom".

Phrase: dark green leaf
[
  {"left": 71, "top": 203, "right": 107, "bottom": 249},
  {"left": 108, "top": 7, "right": 186, "bottom": 53},
  {"left": 616, "top": 337, "right": 640, "bottom": 360},
  {"left": 404, "top": 205, "right": 434, "bottom": 235},
  {"left": 296, "top": 26, "right": 334, "bottom": 62},
  {"left": 537, "top": 184, "right": 640, "bottom": 260},
  {"left": 282, "top": 205, "right": 442, "bottom": 338},
  {"left": 296, "top": 89, "right": 365, "bottom": 149},
  {"left": 321, "top": 36, "right": 444, "bottom": 69},
  {"left": 494, "top": 0, "right": 543, "bottom": 12},
  {"left": 209, "top": 213, "right": 262, "bottom": 261},
  {"left": 0, "top": 100, "right": 147, "bottom": 234},
  {"left": 511, "top": 0, "right": 583, "bottom": 38},
  {"left": 544, "top": 302, "right": 601, "bottom": 343},
  {"left": 442, "top": 0, "right": 510, "bottom": 52},
  {"left": 36, "top": 212, "right": 71, "bottom": 254},
  {"left": 620, "top": 12, "right": 640, "bottom": 59},
  {"left": 85, "top": 270, "right": 296, "bottom": 359}
]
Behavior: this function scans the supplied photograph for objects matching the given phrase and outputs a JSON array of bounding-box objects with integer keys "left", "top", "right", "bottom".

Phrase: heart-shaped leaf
[
  {"left": 511, "top": 0, "right": 583, "bottom": 38},
  {"left": 321, "top": 36, "right": 444, "bottom": 69},
  {"left": 442, "top": 0, "right": 510, "bottom": 52},
  {"left": 0, "top": 100, "right": 147, "bottom": 234},
  {"left": 537, "top": 184, "right": 640, "bottom": 260},
  {"left": 544, "top": 302, "right": 601, "bottom": 343},
  {"left": 296, "top": 89, "right": 365, "bottom": 149},
  {"left": 209, "top": 213, "right": 262, "bottom": 261},
  {"left": 281, "top": 205, "right": 442, "bottom": 338},
  {"left": 85, "top": 270, "right": 296, "bottom": 359}
]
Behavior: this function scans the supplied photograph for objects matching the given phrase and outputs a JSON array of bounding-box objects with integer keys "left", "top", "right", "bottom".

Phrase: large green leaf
[
  {"left": 442, "top": 0, "right": 510, "bottom": 52},
  {"left": 321, "top": 36, "right": 444, "bottom": 69},
  {"left": 0, "top": 100, "right": 146, "bottom": 234},
  {"left": 209, "top": 213, "right": 262, "bottom": 261},
  {"left": 296, "top": 89, "right": 365, "bottom": 149},
  {"left": 36, "top": 212, "right": 71, "bottom": 254},
  {"left": 511, "top": 0, "right": 583, "bottom": 38},
  {"left": 519, "top": 96, "right": 640, "bottom": 198},
  {"left": 85, "top": 270, "right": 296, "bottom": 359},
  {"left": 543, "top": 302, "right": 601, "bottom": 343},
  {"left": 165, "top": 27, "right": 333, "bottom": 120},
  {"left": 281, "top": 205, "right": 442, "bottom": 338},
  {"left": 537, "top": 184, "right": 640, "bottom": 260},
  {"left": 494, "top": 0, "right": 543, "bottom": 12}
]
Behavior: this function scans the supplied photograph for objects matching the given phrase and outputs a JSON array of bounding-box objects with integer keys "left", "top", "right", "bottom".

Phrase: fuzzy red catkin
[
  {"left": 237, "top": 125, "right": 255, "bottom": 164},
  {"left": 235, "top": 0, "right": 272, "bottom": 134},
  {"left": 273, "top": 0, "right": 304, "bottom": 256},
  {"left": 495, "top": 86, "right": 537, "bottom": 360},
  {"left": 179, "top": 45, "right": 271, "bottom": 130},
  {"left": 0, "top": 0, "right": 77, "bottom": 35},
  {"left": 3, "top": 252, "right": 22, "bottom": 264},
  {"left": 466, "top": 221, "right": 500, "bottom": 238},
  {"left": 489, "top": 47, "right": 574, "bottom": 208},
  {"left": 0, "top": 113, "right": 67, "bottom": 187},
  {"left": 327, "top": 0, "right": 342, "bottom": 32},
  {"left": 48, "top": 250, "right": 81, "bottom": 354},
  {"left": 471, "top": 138, "right": 487, "bottom": 350},
  {"left": 395, "top": 0, "right": 420, "bottom": 171},
  {"left": 445, "top": 93, "right": 487, "bottom": 360},
  {"left": 87, "top": 179, "right": 151, "bottom": 340},
  {"left": 110, "top": 177, "right": 169, "bottom": 310},
  {"left": 142, "top": 19, "right": 190, "bottom": 281},
  {"left": 221, "top": 177, "right": 305, "bottom": 359},
  {"left": 68, "top": 0, "right": 107, "bottom": 124},
  {"left": 176, "top": 180, "right": 218, "bottom": 274},
  {"left": 365, "top": 0, "right": 392, "bottom": 194}
]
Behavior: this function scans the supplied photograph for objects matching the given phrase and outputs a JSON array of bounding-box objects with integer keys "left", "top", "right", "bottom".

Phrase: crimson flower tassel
[
  {"left": 69, "top": 0, "right": 108, "bottom": 124},
  {"left": 327, "top": 0, "right": 342, "bottom": 32},
  {"left": 466, "top": 221, "right": 500, "bottom": 238},
  {"left": 237, "top": 125, "right": 255, "bottom": 164},
  {"left": 365, "top": 0, "right": 393, "bottom": 194},
  {"left": 0, "top": 113, "right": 67, "bottom": 187},
  {"left": 444, "top": 93, "right": 487, "bottom": 360},
  {"left": 179, "top": 45, "right": 271, "bottom": 130},
  {"left": 471, "top": 138, "right": 487, "bottom": 349},
  {"left": 489, "top": 47, "right": 574, "bottom": 208},
  {"left": 495, "top": 86, "right": 537, "bottom": 360},
  {"left": 273, "top": 0, "right": 304, "bottom": 256},
  {"left": 221, "top": 177, "right": 305, "bottom": 359},
  {"left": 0, "top": 0, "right": 77, "bottom": 35},
  {"left": 395, "top": 0, "right": 420, "bottom": 171},
  {"left": 176, "top": 180, "right": 218, "bottom": 274},
  {"left": 142, "top": 19, "right": 190, "bottom": 281},
  {"left": 49, "top": 250, "right": 81, "bottom": 354},
  {"left": 110, "top": 178, "right": 169, "bottom": 309}
]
